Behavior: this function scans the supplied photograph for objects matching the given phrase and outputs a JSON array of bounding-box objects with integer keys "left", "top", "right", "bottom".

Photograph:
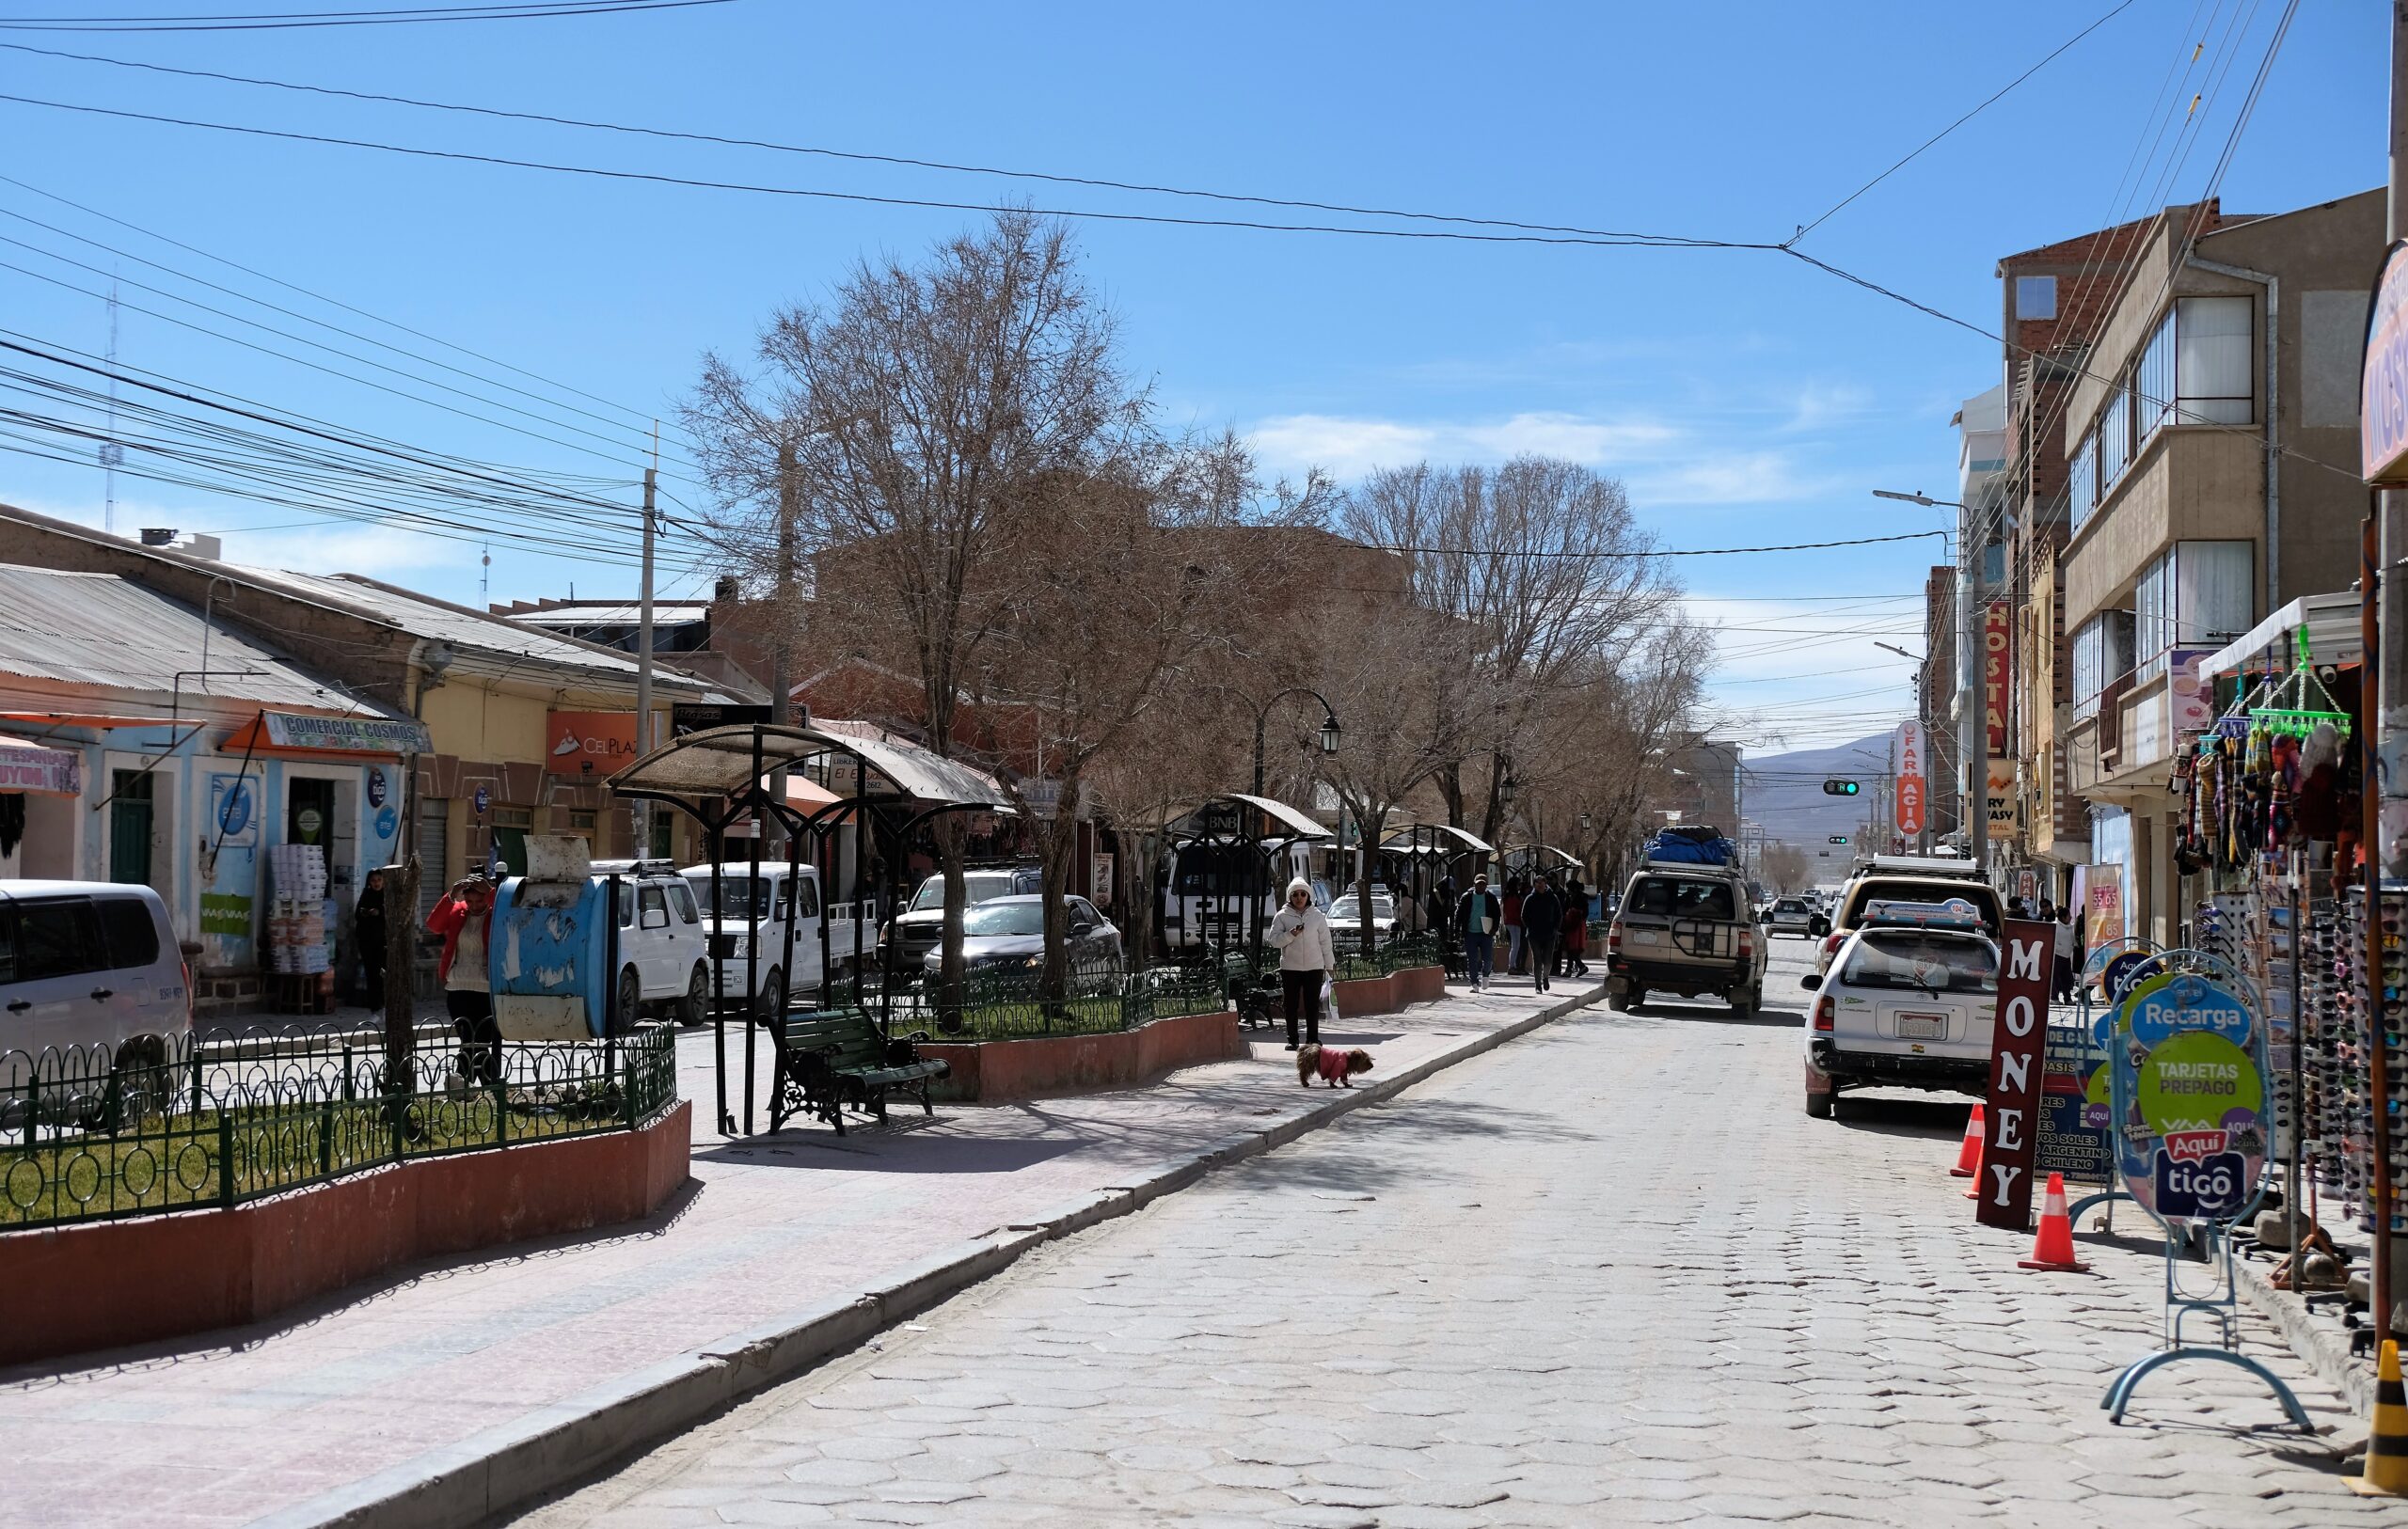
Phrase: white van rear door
[{"left": 8, "top": 897, "right": 112, "bottom": 1060}]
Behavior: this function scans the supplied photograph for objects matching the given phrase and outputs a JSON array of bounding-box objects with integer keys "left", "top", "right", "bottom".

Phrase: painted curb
[{"left": 254, "top": 982, "right": 1605, "bottom": 1529}]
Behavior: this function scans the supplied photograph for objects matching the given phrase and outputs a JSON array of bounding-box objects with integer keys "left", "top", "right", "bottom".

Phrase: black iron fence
[
  {"left": 865, "top": 959, "right": 1229, "bottom": 1041},
  {"left": 0, "top": 1024, "right": 679, "bottom": 1231}
]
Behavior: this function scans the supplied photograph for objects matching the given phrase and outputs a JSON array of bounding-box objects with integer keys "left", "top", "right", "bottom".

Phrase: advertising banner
[
  {"left": 0, "top": 741, "right": 80, "bottom": 796},
  {"left": 2086, "top": 865, "right": 2125, "bottom": 948},
  {"left": 2036, "top": 1023, "right": 2114, "bottom": 1184},
  {"left": 1986, "top": 760, "right": 2016, "bottom": 840},
  {"left": 1976, "top": 919, "right": 2057, "bottom": 1230},
  {"left": 546, "top": 711, "right": 640, "bottom": 777},
  {"left": 1983, "top": 601, "right": 2012, "bottom": 755},
  {"left": 2110, "top": 972, "right": 2267, "bottom": 1226},
  {"left": 2364, "top": 242, "right": 2408, "bottom": 484},
  {"left": 1894, "top": 720, "right": 1926, "bottom": 838},
  {"left": 670, "top": 701, "right": 774, "bottom": 737},
  {"left": 260, "top": 710, "right": 431, "bottom": 755}
]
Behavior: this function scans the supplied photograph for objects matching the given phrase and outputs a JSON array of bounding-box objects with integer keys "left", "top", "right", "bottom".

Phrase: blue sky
[{"left": 0, "top": 0, "right": 2386, "bottom": 756}]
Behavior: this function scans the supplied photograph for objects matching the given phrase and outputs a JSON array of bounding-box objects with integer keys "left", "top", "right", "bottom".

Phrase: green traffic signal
[{"left": 1821, "top": 779, "right": 1860, "bottom": 796}]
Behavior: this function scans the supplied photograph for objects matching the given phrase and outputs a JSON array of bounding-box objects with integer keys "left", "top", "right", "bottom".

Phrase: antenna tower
[{"left": 100, "top": 278, "right": 122, "bottom": 533}]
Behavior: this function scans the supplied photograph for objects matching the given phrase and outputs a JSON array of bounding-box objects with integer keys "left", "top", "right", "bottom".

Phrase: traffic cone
[
  {"left": 2017, "top": 1173, "right": 2090, "bottom": 1272},
  {"left": 2353, "top": 1339, "right": 2408, "bottom": 1495},
  {"left": 1949, "top": 1105, "right": 1984, "bottom": 1177}
]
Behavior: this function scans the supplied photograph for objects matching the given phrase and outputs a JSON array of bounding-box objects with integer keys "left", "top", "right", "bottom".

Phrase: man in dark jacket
[
  {"left": 1521, "top": 875, "right": 1564, "bottom": 994},
  {"left": 1456, "top": 874, "right": 1501, "bottom": 992}
]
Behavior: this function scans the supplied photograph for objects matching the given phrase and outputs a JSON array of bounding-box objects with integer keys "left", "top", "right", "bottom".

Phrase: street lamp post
[{"left": 1244, "top": 687, "right": 1342, "bottom": 978}]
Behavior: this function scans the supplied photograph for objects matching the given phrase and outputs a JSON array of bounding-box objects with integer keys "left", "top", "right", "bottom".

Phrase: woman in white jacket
[{"left": 1267, "top": 876, "right": 1335, "bottom": 1050}]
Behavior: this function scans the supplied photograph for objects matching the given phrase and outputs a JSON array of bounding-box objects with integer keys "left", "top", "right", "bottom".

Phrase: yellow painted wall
[{"left": 419, "top": 682, "right": 551, "bottom": 765}]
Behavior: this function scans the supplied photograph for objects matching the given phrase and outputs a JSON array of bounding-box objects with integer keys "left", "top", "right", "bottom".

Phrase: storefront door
[
  {"left": 107, "top": 770, "right": 152, "bottom": 886},
  {"left": 287, "top": 777, "right": 336, "bottom": 852}
]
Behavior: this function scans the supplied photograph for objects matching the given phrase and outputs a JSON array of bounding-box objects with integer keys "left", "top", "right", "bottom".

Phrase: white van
[
  {"left": 0, "top": 882, "right": 189, "bottom": 1118},
  {"left": 589, "top": 859, "right": 710, "bottom": 1027},
  {"left": 679, "top": 863, "right": 876, "bottom": 1017}
]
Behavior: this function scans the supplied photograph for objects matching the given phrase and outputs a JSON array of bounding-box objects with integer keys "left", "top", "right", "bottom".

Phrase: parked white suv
[
  {"left": 1799, "top": 899, "right": 1998, "bottom": 1119},
  {"left": 592, "top": 860, "right": 710, "bottom": 1028},
  {"left": 0, "top": 882, "right": 189, "bottom": 1120}
]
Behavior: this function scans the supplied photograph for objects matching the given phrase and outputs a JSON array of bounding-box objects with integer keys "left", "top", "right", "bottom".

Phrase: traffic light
[
  {"left": 1828, "top": 835, "right": 1849, "bottom": 845},
  {"left": 1821, "top": 780, "right": 1861, "bottom": 796}
]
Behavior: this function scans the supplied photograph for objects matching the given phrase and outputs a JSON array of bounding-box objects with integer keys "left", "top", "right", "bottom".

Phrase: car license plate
[
  {"left": 1897, "top": 1013, "right": 1947, "bottom": 1040},
  {"left": 1631, "top": 930, "right": 1659, "bottom": 945}
]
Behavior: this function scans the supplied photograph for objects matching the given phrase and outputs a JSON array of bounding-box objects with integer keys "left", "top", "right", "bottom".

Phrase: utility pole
[
  {"left": 1960, "top": 495, "right": 1986, "bottom": 876},
  {"left": 768, "top": 440, "right": 800, "bottom": 850},
  {"left": 633, "top": 460, "right": 657, "bottom": 856},
  {"left": 2369, "top": 0, "right": 2408, "bottom": 1363}
]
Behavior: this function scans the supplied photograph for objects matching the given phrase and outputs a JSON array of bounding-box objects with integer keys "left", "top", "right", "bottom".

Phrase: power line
[
  {"left": 0, "top": 90, "right": 1780, "bottom": 253},
  {"left": 0, "top": 1, "right": 736, "bottom": 33},
  {"left": 1789, "top": 0, "right": 2142, "bottom": 243},
  {"left": 0, "top": 41, "right": 1745, "bottom": 249},
  {"left": 0, "top": 170, "right": 692, "bottom": 449},
  {"left": 1378, "top": 530, "right": 1947, "bottom": 560}
]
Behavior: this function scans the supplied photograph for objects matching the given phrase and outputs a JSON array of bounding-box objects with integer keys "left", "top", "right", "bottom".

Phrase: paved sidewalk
[
  {"left": 517, "top": 949, "right": 2375, "bottom": 1529},
  {"left": 0, "top": 975, "right": 1591, "bottom": 1529}
]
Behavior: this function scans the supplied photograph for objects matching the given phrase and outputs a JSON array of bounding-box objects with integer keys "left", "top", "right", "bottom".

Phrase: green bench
[{"left": 768, "top": 1008, "right": 949, "bottom": 1135}]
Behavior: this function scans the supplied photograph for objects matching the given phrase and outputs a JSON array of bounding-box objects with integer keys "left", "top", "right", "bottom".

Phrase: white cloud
[
  {"left": 1246, "top": 415, "right": 1439, "bottom": 480},
  {"left": 1458, "top": 411, "right": 1678, "bottom": 462},
  {"left": 1781, "top": 383, "right": 1876, "bottom": 434}
]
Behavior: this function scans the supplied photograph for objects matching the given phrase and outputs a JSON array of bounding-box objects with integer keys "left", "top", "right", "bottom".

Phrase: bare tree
[
  {"left": 684, "top": 210, "right": 1133, "bottom": 1001},
  {"left": 1759, "top": 843, "right": 1811, "bottom": 894},
  {"left": 1342, "top": 458, "right": 1681, "bottom": 849}
]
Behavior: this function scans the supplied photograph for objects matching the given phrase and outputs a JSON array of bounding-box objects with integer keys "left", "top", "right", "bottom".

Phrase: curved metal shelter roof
[
  {"left": 1380, "top": 823, "right": 1496, "bottom": 855},
  {"left": 607, "top": 722, "right": 1009, "bottom": 809},
  {"left": 1509, "top": 843, "right": 1580, "bottom": 867},
  {"left": 1164, "top": 791, "right": 1333, "bottom": 843}
]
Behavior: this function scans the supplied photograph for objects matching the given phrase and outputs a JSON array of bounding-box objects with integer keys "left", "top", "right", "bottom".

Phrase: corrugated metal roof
[
  {"left": 0, "top": 566, "right": 403, "bottom": 717},
  {"left": 229, "top": 568, "right": 713, "bottom": 691},
  {"left": 512, "top": 604, "right": 713, "bottom": 626}
]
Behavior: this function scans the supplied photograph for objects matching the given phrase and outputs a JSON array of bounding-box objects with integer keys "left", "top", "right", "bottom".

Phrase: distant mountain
[{"left": 1743, "top": 732, "right": 1893, "bottom": 881}]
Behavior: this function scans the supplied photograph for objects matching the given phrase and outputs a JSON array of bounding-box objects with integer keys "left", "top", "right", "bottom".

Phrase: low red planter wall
[
  {"left": 0, "top": 1102, "right": 690, "bottom": 1369},
  {"left": 923, "top": 1007, "right": 1243, "bottom": 1103},
  {"left": 1331, "top": 966, "right": 1446, "bottom": 1018}
]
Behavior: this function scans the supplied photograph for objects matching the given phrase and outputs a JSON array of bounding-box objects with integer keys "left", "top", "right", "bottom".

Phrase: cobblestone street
[{"left": 516, "top": 945, "right": 2389, "bottom": 1529}]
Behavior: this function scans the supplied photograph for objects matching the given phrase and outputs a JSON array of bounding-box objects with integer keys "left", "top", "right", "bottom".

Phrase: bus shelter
[
  {"left": 1380, "top": 822, "right": 1496, "bottom": 919},
  {"left": 1160, "top": 792, "right": 1331, "bottom": 974},
  {"left": 606, "top": 722, "right": 1010, "bottom": 1137}
]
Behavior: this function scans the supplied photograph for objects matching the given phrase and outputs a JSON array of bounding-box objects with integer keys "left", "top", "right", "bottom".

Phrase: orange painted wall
[{"left": 0, "top": 1103, "right": 690, "bottom": 1368}]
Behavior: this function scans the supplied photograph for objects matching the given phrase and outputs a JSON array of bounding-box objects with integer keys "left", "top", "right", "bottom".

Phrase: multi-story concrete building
[
  {"left": 1990, "top": 210, "right": 2169, "bottom": 897},
  {"left": 2058, "top": 188, "right": 2384, "bottom": 946}
]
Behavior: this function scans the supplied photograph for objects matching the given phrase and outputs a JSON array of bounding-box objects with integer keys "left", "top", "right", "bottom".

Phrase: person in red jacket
[{"left": 426, "top": 875, "right": 500, "bottom": 1084}]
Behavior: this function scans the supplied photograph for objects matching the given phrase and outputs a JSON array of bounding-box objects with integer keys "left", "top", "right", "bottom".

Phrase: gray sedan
[{"left": 918, "top": 893, "right": 1124, "bottom": 977}]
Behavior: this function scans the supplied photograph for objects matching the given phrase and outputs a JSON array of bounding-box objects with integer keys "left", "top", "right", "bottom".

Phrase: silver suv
[{"left": 1605, "top": 862, "right": 1769, "bottom": 1017}]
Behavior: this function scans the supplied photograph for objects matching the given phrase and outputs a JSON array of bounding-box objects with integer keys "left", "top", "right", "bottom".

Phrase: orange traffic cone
[
  {"left": 2018, "top": 1173, "right": 2090, "bottom": 1272},
  {"left": 1949, "top": 1105, "right": 1984, "bottom": 1177}
]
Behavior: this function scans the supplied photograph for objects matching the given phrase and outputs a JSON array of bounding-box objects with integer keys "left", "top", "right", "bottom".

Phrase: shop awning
[
  {"left": 0, "top": 711, "right": 181, "bottom": 731},
  {"left": 0, "top": 740, "right": 80, "bottom": 796},
  {"left": 220, "top": 709, "right": 432, "bottom": 757},
  {"left": 2192, "top": 592, "right": 2363, "bottom": 681}
]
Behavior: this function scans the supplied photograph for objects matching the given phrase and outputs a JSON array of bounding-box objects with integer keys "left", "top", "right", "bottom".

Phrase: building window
[
  {"left": 2015, "top": 275, "right": 2057, "bottom": 321},
  {"left": 2138, "top": 307, "right": 2177, "bottom": 434},
  {"left": 2176, "top": 295, "right": 2253, "bottom": 424},
  {"left": 2132, "top": 541, "right": 2253, "bottom": 684},
  {"left": 568, "top": 810, "right": 596, "bottom": 832},
  {"left": 2099, "top": 384, "right": 2131, "bottom": 490},
  {"left": 2068, "top": 433, "right": 2098, "bottom": 530},
  {"left": 2072, "top": 609, "right": 2134, "bottom": 721}
]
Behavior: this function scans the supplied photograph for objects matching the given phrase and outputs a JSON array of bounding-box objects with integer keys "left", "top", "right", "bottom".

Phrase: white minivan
[
  {"left": 0, "top": 882, "right": 190, "bottom": 1118},
  {"left": 590, "top": 860, "right": 711, "bottom": 1028},
  {"left": 678, "top": 863, "right": 877, "bottom": 1019}
]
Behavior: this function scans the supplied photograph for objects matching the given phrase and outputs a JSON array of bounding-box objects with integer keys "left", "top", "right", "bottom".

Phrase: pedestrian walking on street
[
  {"left": 2052, "top": 904, "right": 2078, "bottom": 1004},
  {"left": 1560, "top": 876, "right": 1590, "bottom": 977},
  {"left": 1521, "top": 875, "right": 1562, "bottom": 994},
  {"left": 1267, "top": 877, "right": 1335, "bottom": 1051},
  {"left": 1502, "top": 875, "right": 1527, "bottom": 975},
  {"left": 354, "top": 866, "right": 388, "bottom": 1010},
  {"left": 1457, "top": 874, "right": 1501, "bottom": 991},
  {"left": 427, "top": 874, "right": 501, "bottom": 1086}
]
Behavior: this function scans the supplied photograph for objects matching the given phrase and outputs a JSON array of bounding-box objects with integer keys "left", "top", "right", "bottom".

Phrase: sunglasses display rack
[{"left": 2337, "top": 883, "right": 2408, "bottom": 1235}]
